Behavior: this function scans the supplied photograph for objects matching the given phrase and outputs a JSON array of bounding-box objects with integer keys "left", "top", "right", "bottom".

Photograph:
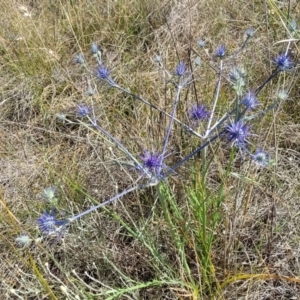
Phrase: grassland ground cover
[{"left": 0, "top": 0, "right": 300, "bottom": 299}]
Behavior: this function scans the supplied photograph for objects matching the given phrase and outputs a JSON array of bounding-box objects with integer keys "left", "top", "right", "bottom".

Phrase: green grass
[{"left": 0, "top": 0, "right": 300, "bottom": 299}]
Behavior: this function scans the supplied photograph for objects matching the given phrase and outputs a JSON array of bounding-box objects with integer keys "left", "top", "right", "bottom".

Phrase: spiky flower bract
[
  {"left": 245, "top": 28, "right": 255, "bottom": 37},
  {"left": 15, "top": 234, "right": 32, "bottom": 247},
  {"left": 277, "top": 89, "right": 289, "bottom": 101},
  {"left": 42, "top": 187, "right": 56, "bottom": 201},
  {"left": 252, "top": 149, "right": 270, "bottom": 167},
  {"left": 96, "top": 65, "right": 110, "bottom": 80},
  {"left": 175, "top": 61, "right": 186, "bottom": 76},
  {"left": 198, "top": 39, "right": 206, "bottom": 47},
  {"left": 274, "top": 53, "right": 293, "bottom": 71},
  {"left": 73, "top": 53, "right": 85, "bottom": 64},
  {"left": 37, "top": 210, "right": 67, "bottom": 236},
  {"left": 242, "top": 91, "right": 259, "bottom": 110},
  {"left": 76, "top": 104, "right": 90, "bottom": 117},
  {"left": 215, "top": 45, "right": 226, "bottom": 58},
  {"left": 90, "top": 42, "right": 100, "bottom": 54},
  {"left": 225, "top": 120, "right": 251, "bottom": 147},
  {"left": 189, "top": 104, "right": 210, "bottom": 123},
  {"left": 229, "top": 67, "right": 246, "bottom": 95},
  {"left": 140, "top": 151, "right": 161, "bottom": 173}
]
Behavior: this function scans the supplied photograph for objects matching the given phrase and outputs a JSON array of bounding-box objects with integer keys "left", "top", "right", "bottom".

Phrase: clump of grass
[{"left": 1, "top": 0, "right": 300, "bottom": 299}]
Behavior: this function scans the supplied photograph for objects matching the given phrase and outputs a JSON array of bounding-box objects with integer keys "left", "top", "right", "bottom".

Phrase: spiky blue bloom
[
  {"left": 91, "top": 42, "right": 100, "bottom": 54},
  {"left": 37, "top": 210, "right": 67, "bottom": 235},
  {"left": 245, "top": 28, "right": 255, "bottom": 37},
  {"left": 76, "top": 104, "right": 90, "bottom": 117},
  {"left": 96, "top": 65, "right": 110, "bottom": 80},
  {"left": 140, "top": 151, "right": 161, "bottom": 173},
  {"left": 242, "top": 91, "right": 259, "bottom": 110},
  {"left": 175, "top": 61, "right": 186, "bottom": 76},
  {"left": 252, "top": 149, "right": 269, "bottom": 167},
  {"left": 189, "top": 104, "right": 210, "bottom": 122},
  {"left": 215, "top": 45, "right": 226, "bottom": 58},
  {"left": 198, "top": 39, "right": 206, "bottom": 47},
  {"left": 74, "top": 53, "right": 85, "bottom": 64},
  {"left": 225, "top": 120, "right": 251, "bottom": 147},
  {"left": 274, "top": 53, "right": 293, "bottom": 71}
]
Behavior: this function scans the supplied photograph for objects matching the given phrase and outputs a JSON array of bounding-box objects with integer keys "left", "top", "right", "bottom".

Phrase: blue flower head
[
  {"left": 175, "top": 61, "right": 186, "bottom": 76},
  {"left": 274, "top": 53, "right": 293, "bottom": 71},
  {"left": 91, "top": 42, "right": 100, "bottom": 54},
  {"left": 74, "top": 53, "right": 85, "bottom": 64},
  {"left": 215, "top": 45, "right": 226, "bottom": 58},
  {"left": 140, "top": 151, "right": 161, "bottom": 173},
  {"left": 189, "top": 104, "right": 210, "bottom": 122},
  {"left": 198, "top": 39, "right": 206, "bottom": 47},
  {"left": 76, "top": 104, "right": 90, "bottom": 117},
  {"left": 245, "top": 28, "right": 255, "bottom": 37},
  {"left": 242, "top": 91, "right": 259, "bottom": 110},
  {"left": 37, "top": 210, "right": 67, "bottom": 236},
  {"left": 225, "top": 120, "right": 251, "bottom": 147},
  {"left": 96, "top": 65, "right": 110, "bottom": 80},
  {"left": 252, "top": 149, "right": 270, "bottom": 167}
]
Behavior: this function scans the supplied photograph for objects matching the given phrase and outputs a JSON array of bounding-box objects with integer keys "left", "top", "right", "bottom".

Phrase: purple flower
[
  {"left": 96, "top": 65, "right": 110, "bottom": 80},
  {"left": 37, "top": 210, "right": 67, "bottom": 235},
  {"left": 215, "top": 45, "right": 226, "bottom": 58},
  {"left": 189, "top": 104, "right": 210, "bottom": 122},
  {"left": 242, "top": 91, "right": 259, "bottom": 110},
  {"left": 274, "top": 53, "right": 293, "bottom": 71},
  {"left": 140, "top": 151, "right": 161, "bottom": 172},
  {"left": 175, "top": 61, "right": 186, "bottom": 76},
  {"left": 252, "top": 149, "right": 269, "bottom": 167},
  {"left": 76, "top": 104, "right": 90, "bottom": 117},
  {"left": 225, "top": 120, "right": 251, "bottom": 147}
]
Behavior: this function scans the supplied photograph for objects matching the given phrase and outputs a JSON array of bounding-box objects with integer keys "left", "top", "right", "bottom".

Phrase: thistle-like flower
[
  {"left": 76, "top": 104, "right": 90, "bottom": 117},
  {"left": 215, "top": 45, "right": 226, "bottom": 58},
  {"left": 140, "top": 151, "right": 161, "bottom": 173},
  {"left": 189, "top": 104, "right": 210, "bottom": 122},
  {"left": 252, "top": 149, "right": 270, "bottom": 167},
  {"left": 198, "top": 39, "right": 206, "bottom": 47},
  {"left": 225, "top": 120, "right": 251, "bottom": 147},
  {"left": 175, "top": 61, "right": 186, "bottom": 76},
  {"left": 242, "top": 91, "right": 259, "bottom": 110},
  {"left": 37, "top": 210, "right": 67, "bottom": 236},
  {"left": 274, "top": 53, "right": 293, "bottom": 71},
  {"left": 96, "top": 65, "right": 110, "bottom": 80},
  {"left": 90, "top": 42, "right": 100, "bottom": 54},
  {"left": 73, "top": 53, "right": 85, "bottom": 64},
  {"left": 245, "top": 28, "right": 255, "bottom": 37}
]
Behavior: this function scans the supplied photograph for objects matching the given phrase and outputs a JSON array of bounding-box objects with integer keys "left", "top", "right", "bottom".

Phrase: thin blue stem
[
  {"left": 157, "top": 81, "right": 183, "bottom": 175},
  {"left": 68, "top": 183, "right": 155, "bottom": 223}
]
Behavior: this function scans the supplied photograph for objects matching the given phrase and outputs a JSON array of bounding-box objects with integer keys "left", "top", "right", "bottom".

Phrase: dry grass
[{"left": 0, "top": 0, "right": 299, "bottom": 299}]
